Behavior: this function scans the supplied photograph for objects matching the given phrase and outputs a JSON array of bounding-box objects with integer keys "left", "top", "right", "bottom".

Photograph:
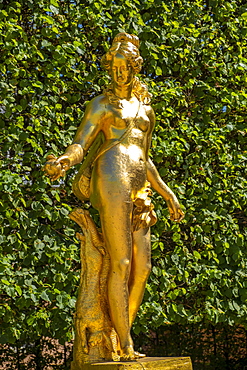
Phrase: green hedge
[{"left": 1, "top": 0, "right": 247, "bottom": 346}]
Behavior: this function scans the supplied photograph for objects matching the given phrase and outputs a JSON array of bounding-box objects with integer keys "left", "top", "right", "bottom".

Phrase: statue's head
[
  {"left": 101, "top": 33, "right": 143, "bottom": 77},
  {"left": 102, "top": 33, "right": 151, "bottom": 104}
]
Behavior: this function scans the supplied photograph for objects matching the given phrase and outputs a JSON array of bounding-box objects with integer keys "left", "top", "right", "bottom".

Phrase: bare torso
[{"left": 88, "top": 95, "right": 153, "bottom": 210}]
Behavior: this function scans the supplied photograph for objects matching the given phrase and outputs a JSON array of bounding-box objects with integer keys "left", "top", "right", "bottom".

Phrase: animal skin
[{"left": 69, "top": 208, "right": 118, "bottom": 367}]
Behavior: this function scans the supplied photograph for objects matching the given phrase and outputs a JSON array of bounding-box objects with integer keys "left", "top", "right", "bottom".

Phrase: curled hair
[{"left": 101, "top": 32, "right": 143, "bottom": 74}]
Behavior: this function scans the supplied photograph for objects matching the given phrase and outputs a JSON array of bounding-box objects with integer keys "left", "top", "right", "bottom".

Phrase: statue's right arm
[{"left": 43, "top": 97, "right": 105, "bottom": 181}]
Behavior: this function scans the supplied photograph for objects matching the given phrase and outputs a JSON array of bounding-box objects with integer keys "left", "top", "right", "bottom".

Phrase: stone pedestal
[{"left": 78, "top": 357, "right": 193, "bottom": 370}]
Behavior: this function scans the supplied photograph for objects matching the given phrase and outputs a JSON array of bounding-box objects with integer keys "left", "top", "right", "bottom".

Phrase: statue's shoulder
[
  {"left": 88, "top": 94, "right": 108, "bottom": 109},
  {"left": 143, "top": 100, "right": 153, "bottom": 110},
  {"left": 84, "top": 95, "right": 108, "bottom": 118},
  {"left": 144, "top": 103, "right": 154, "bottom": 116}
]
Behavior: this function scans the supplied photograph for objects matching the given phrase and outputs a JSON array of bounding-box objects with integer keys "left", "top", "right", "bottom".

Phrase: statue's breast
[
  {"left": 109, "top": 114, "right": 150, "bottom": 137},
  {"left": 134, "top": 114, "right": 149, "bottom": 132},
  {"left": 102, "top": 102, "right": 150, "bottom": 139},
  {"left": 113, "top": 115, "right": 128, "bottom": 129}
]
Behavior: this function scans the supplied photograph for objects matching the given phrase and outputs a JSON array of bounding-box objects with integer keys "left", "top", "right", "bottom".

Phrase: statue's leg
[
  {"left": 99, "top": 196, "right": 135, "bottom": 359},
  {"left": 128, "top": 227, "right": 151, "bottom": 327}
]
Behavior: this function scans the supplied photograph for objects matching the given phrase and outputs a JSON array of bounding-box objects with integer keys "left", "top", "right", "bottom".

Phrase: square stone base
[{"left": 78, "top": 357, "right": 192, "bottom": 370}]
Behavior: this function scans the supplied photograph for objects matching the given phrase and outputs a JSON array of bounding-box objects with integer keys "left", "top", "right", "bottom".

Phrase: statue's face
[{"left": 110, "top": 53, "right": 134, "bottom": 87}]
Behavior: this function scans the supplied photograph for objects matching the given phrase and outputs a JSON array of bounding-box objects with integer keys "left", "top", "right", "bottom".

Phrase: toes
[
  {"left": 120, "top": 345, "right": 135, "bottom": 361},
  {"left": 134, "top": 351, "right": 146, "bottom": 358}
]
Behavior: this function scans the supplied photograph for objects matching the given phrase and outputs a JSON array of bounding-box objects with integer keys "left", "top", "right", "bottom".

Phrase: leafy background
[{"left": 0, "top": 0, "right": 247, "bottom": 368}]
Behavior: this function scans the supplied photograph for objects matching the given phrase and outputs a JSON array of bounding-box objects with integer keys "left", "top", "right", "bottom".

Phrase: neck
[{"left": 113, "top": 81, "right": 134, "bottom": 100}]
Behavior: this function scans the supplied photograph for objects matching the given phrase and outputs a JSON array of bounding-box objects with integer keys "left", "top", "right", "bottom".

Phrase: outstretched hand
[
  {"left": 167, "top": 197, "right": 185, "bottom": 222},
  {"left": 43, "top": 154, "right": 70, "bottom": 181}
]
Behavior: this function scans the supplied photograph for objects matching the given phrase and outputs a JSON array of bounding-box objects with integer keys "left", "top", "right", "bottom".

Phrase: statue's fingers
[
  {"left": 50, "top": 173, "right": 60, "bottom": 182},
  {"left": 171, "top": 212, "right": 179, "bottom": 222},
  {"left": 175, "top": 211, "right": 185, "bottom": 222},
  {"left": 43, "top": 169, "right": 53, "bottom": 178},
  {"left": 179, "top": 209, "right": 185, "bottom": 220},
  {"left": 169, "top": 210, "right": 175, "bottom": 221}
]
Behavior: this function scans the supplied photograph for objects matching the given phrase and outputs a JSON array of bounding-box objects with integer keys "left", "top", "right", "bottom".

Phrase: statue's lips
[{"left": 116, "top": 78, "right": 125, "bottom": 84}]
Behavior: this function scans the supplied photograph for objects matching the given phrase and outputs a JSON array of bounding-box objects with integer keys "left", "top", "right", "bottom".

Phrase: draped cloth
[{"left": 132, "top": 181, "right": 157, "bottom": 232}]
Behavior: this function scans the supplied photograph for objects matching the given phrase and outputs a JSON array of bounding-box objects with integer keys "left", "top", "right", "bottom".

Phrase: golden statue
[{"left": 43, "top": 33, "right": 184, "bottom": 366}]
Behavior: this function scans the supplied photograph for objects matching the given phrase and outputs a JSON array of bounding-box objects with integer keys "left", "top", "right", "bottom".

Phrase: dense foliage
[{"left": 1, "top": 0, "right": 247, "bottom": 351}]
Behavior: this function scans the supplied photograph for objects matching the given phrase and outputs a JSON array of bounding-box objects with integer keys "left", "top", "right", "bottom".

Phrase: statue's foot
[
  {"left": 134, "top": 351, "right": 146, "bottom": 358},
  {"left": 120, "top": 345, "right": 135, "bottom": 361},
  {"left": 120, "top": 346, "right": 146, "bottom": 361}
]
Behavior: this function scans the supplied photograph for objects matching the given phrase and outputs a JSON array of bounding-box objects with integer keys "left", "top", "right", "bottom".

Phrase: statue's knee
[
  {"left": 112, "top": 258, "right": 130, "bottom": 277},
  {"left": 119, "top": 258, "right": 131, "bottom": 274}
]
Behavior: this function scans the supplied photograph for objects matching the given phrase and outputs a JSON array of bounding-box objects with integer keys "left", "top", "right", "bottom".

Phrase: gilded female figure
[{"left": 44, "top": 33, "right": 184, "bottom": 360}]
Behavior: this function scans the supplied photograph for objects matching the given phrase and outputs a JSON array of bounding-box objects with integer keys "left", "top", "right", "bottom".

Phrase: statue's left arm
[{"left": 146, "top": 106, "right": 185, "bottom": 222}]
